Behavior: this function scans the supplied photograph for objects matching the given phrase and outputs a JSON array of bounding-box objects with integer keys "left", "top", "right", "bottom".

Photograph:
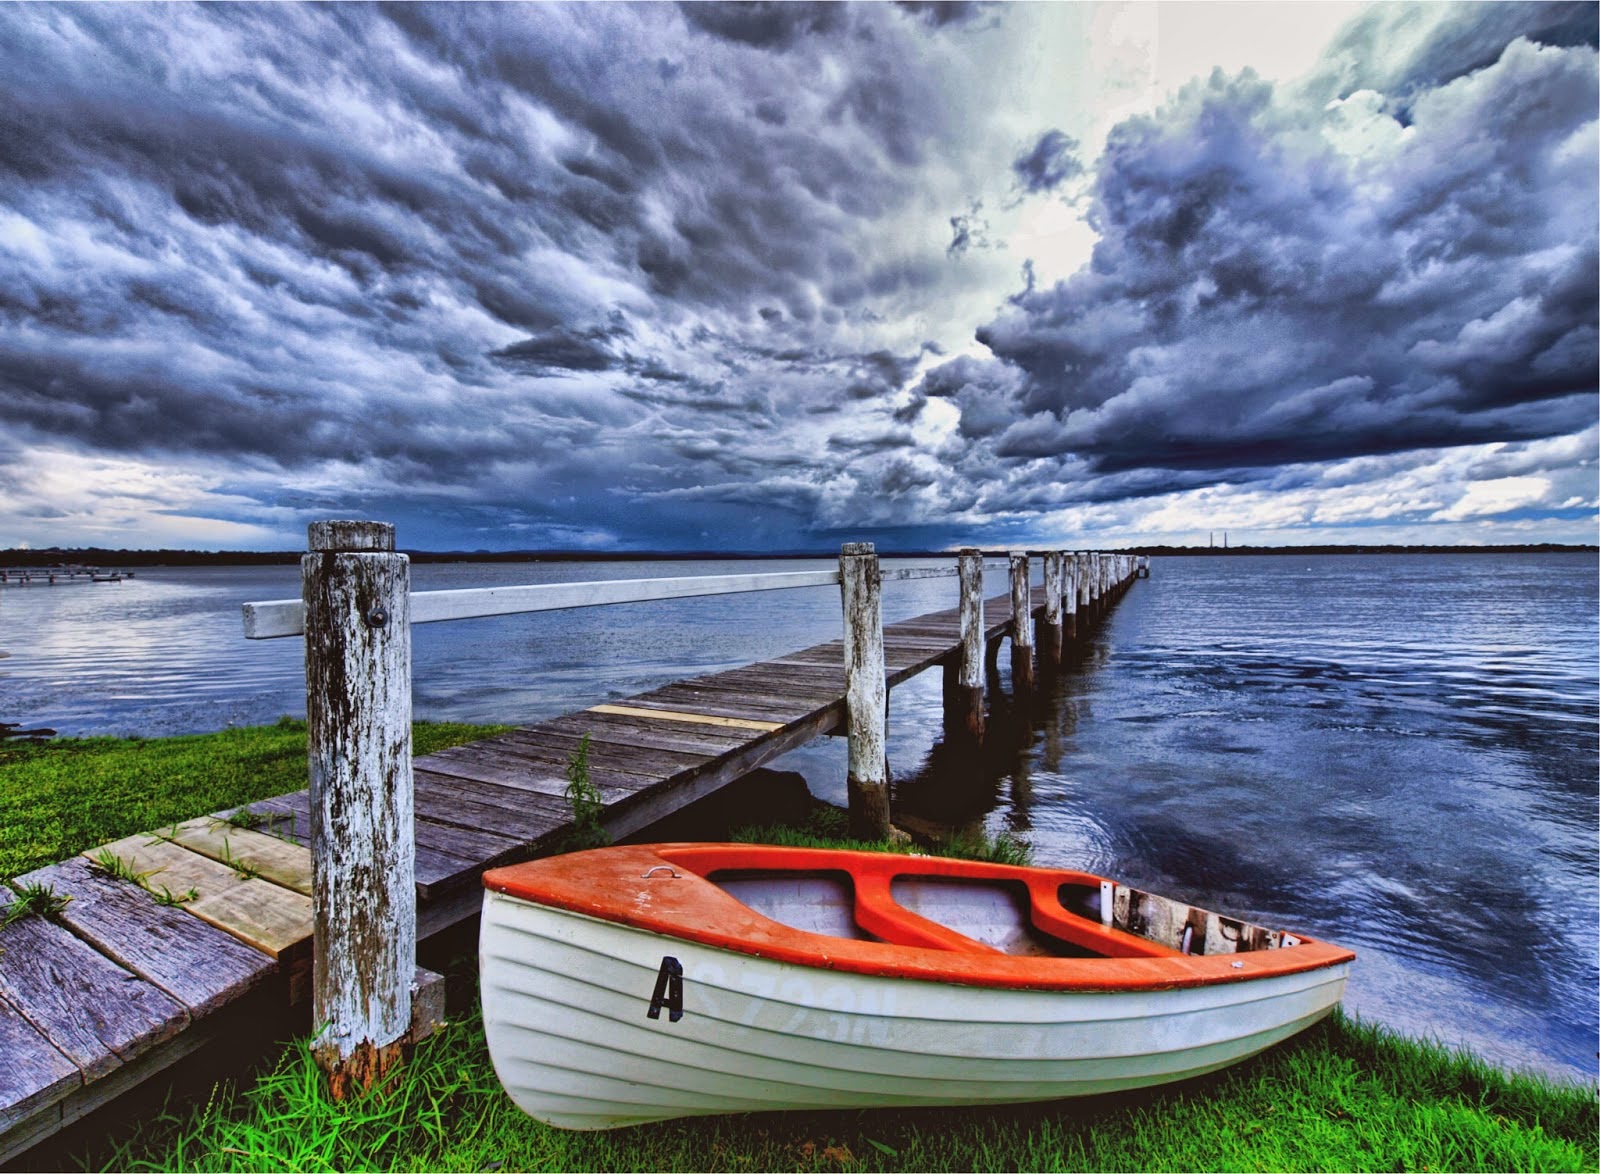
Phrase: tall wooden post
[
  {"left": 1063, "top": 552, "right": 1079, "bottom": 643},
  {"left": 840, "top": 542, "right": 890, "bottom": 839},
  {"left": 1008, "top": 552, "right": 1034, "bottom": 693},
  {"left": 1088, "top": 552, "right": 1102, "bottom": 620},
  {"left": 1040, "top": 551, "right": 1063, "bottom": 670},
  {"left": 949, "top": 547, "right": 985, "bottom": 740},
  {"left": 303, "top": 520, "right": 415, "bottom": 1099}
]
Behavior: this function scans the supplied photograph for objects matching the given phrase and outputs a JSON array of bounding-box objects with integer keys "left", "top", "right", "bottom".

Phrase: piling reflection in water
[{"left": 876, "top": 553, "right": 1597, "bottom": 1084}]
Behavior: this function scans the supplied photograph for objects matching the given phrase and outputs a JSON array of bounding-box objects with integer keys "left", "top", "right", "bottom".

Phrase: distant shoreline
[{"left": 0, "top": 543, "right": 1594, "bottom": 567}]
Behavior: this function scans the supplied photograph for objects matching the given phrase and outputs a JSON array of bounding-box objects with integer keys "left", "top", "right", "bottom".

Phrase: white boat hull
[{"left": 481, "top": 889, "right": 1349, "bottom": 1130}]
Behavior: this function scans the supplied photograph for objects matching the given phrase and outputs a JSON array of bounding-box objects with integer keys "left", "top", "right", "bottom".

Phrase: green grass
[
  {"left": 5, "top": 724, "right": 1594, "bottom": 1171},
  {"left": 82, "top": 1002, "right": 1596, "bottom": 1173},
  {"left": 0, "top": 718, "right": 509, "bottom": 880}
]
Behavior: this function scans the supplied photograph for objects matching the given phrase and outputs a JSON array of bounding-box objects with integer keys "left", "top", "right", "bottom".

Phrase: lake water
[{"left": 1, "top": 553, "right": 1595, "bottom": 1082}]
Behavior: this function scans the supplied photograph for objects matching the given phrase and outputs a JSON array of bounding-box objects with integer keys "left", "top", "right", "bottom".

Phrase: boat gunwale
[{"left": 482, "top": 843, "right": 1356, "bottom": 993}]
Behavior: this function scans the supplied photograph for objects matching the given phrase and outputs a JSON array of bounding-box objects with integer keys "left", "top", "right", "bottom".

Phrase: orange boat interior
[{"left": 483, "top": 843, "right": 1355, "bottom": 991}]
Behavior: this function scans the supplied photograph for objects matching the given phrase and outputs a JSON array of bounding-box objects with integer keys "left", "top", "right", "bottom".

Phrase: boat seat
[{"left": 853, "top": 874, "right": 1004, "bottom": 954}]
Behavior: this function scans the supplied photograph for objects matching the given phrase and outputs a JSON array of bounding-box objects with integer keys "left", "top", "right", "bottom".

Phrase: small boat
[{"left": 480, "top": 843, "right": 1354, "bottom": 1130}]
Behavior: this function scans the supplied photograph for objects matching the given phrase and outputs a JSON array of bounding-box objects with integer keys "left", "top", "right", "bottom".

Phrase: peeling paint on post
[
  {"left": 1009, "top": 551, "right": 1034, "bottom": 694},
  {"left": 303, "top": 520, "right": 415, "bottom": 1099},
  {"left": 950, "top": 547, "right": 985, "bottom": 741},
  {"left": 840, "top": 542, "right": 889, "bottom": 840},
  {"left": 1040, "top": 551, "right": 1063, "bottom": 670}
]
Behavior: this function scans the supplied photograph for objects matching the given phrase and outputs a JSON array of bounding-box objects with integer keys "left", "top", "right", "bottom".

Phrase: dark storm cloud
[
  {"left": 894, "top": 2, "right": 992, "bottom": 30},
  {"left": 677, "top": 2, "right": 845, "bottom": 49},
  {"left": 948, "top": 23, "right": 1597, "bottom": 495},
  {"left": 1012, "top": 130, "right": 1083, "bottom": 194},
  {"left": 0, "top": 1, "right": 979, "bottom": 546},
  {"left": 489, "top": 321, "right": 629, "bottom": 375}
]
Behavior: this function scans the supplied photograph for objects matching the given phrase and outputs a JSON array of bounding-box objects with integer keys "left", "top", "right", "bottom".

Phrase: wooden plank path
[{"left": 0, "top": 575, "right": 1136, "bottom": 1161}]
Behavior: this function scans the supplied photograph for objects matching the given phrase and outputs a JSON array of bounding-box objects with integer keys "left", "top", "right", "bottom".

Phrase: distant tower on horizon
[
  {"left": 1224, "top": 532, "right": 1228, "bottom": 549},
  {"left": 1209, "top": 531, "right": 1214, "bottom": 548}
]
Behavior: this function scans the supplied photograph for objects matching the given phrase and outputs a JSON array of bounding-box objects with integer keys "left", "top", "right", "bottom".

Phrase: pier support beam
[
  {"left": 1009, "top": 551, "right": 1034, "bottom": 694},
  {"left": 1040, "top": 551, "right": 1063, "bottom": 671},
  {"left": 945, "top": 548, "right": 985, "bottom": 741},
  {"left": 840, "top": 542, "right": 890, "bottom": 840},
  {"left": 1063, "top": 553, "right": 1079, "bottom": 644},
  {"left": 303, "top": 520, "right": 416, "bottom": 1099}
]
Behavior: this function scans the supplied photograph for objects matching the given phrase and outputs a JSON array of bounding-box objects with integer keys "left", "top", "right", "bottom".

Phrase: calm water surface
[{"left": 1, "top": 553, "right": 1595, "bottom": 1081}]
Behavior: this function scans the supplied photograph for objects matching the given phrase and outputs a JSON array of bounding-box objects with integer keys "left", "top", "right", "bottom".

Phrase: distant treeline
[
  {"left": 1, "top": 542, "right": 1594, "bottom": 568},
  {"left": 1131, "top": 543, "right": 1597, "bottom": 556}
]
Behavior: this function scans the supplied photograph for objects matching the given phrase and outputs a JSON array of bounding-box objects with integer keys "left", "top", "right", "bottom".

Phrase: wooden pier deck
[{"left": 1, "top": 573, "right": 1137, "bottom": 1162}]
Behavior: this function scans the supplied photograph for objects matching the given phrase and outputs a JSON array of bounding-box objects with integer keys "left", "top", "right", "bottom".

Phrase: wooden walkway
[{"left": 0, "top": 579, "right": 1132, "bottom": 1162}]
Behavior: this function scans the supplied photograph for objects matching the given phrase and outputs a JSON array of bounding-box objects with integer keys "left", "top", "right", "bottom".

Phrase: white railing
[{"left": 242, "top": 563, "right": 991, "bottom": 639}]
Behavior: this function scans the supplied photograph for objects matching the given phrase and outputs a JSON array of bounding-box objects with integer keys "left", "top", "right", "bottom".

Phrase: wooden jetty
[
  {"left": 0, "top": 529, "right": 1143, "bottom": 1160},
  {"left": 0, "top": 565, "right": 128, "bottom": 588}
]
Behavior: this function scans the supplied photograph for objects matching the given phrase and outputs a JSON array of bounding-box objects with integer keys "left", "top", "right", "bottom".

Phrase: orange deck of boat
[{"left": 484, "top": 843, "right": 1357, "bottom": 992}]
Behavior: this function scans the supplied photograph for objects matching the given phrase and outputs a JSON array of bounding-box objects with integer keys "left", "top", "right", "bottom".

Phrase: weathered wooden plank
[
  {"left": 697, "top": 660, "right": 848, "bottom": 685},
  {"left": 634, "top": 684, "right": 828, "bottom": 723},
  {"left": 411, "top": 769, "right": 574, "bottom": 842},
  {"left": 2, "top": 1092, "right": 67, "bottom": 1167},
  {"left": 50, "top": 981, "right": 291, "bottom": 1155},
  {"left": 159, "top": 818, "right": 314, "bottom": 896},
  {"left": 237, "top": 793, "right": 311, "bottom": 846},
  {"left": 409, "top": 818, "right": 521, "bottom": 896},
  {"left": 433, "top": 732, "right": 683, "bottom": 783},
  {"left": 585, "top": 703, "right": 785, "bottom": 732},
  {"left": 603, "top": 707, "right": 841, "bottom": 841},
  {"left": 764, "top": 643, "right": 846, "bottom": 664},
  {"left": 418, "top": 744, "right": 653, "bottom": 795},
  {"left": 536, "top": 712, "right": 756, "bottom": 756},
  {"left": 84, "top": 835, "right": 312, "bottom": 961},
  {"left": 17, "top": 858, "right": 277, "bottom": 1019},
  {"left": 0, "top": 996, "right": 78, "bottom": 1136},
  {"left": 687, "top": 672, "right": 847, "bottom": 702},
  {"left": 661, "top": 677, "right": 846, "bottom": 711},
  {"left": 0, "top": 891, "right": 187, "bottom": 1083},
  {"left": 486, "top": 730, "right": 715, "bottom": 779}
]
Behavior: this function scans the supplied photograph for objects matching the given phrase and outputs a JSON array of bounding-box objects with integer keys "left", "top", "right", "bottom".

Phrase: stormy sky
[{"left": 1, "top": 1, "right": 1595, "bottom": 551}]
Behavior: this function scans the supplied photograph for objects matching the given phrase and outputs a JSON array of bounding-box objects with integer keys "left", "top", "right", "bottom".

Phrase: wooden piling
[
  {"left": 1008, "top": 552, "right": 1034, "bottom": 693},
  {"left": 840, "top": 542, "right": 890, "bottom": 839},
  {"left": 303, "top": 520, "right": 415, "bottom": 1099},
  {"left": 1063, "top": 552, "right": 1079, "bottom": 643},
  {"left": 949, "top": 547, "right": 986, "bottom": 740},
  {"left": 1040, "top": 551, "right": 1063, "bottom": 670}
]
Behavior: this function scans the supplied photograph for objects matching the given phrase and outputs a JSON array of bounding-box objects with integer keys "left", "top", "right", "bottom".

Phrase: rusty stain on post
[{"left": 304, "top": 520, "right": 415, "bottom": 1099}]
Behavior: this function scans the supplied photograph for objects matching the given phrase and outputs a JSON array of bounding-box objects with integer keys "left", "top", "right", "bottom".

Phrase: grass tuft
[
  {"left": 1, "top": 880, "right": 72, "bottom": 928},
  {"left": 89, "top": 847, "right": 156, "bottom": 887},
  {"left": 150, "top": 884, "right": 199, "bottom": 907}
]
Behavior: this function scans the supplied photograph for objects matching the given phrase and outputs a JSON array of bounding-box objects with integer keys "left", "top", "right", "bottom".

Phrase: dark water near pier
[{"left": 2, "top": 553, "right": 1595, "bottom": 1081}]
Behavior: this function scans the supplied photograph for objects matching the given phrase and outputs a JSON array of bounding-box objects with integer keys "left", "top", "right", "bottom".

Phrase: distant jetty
[{"left": 0, "top": 564, "right": 133, "bottom": 587}]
